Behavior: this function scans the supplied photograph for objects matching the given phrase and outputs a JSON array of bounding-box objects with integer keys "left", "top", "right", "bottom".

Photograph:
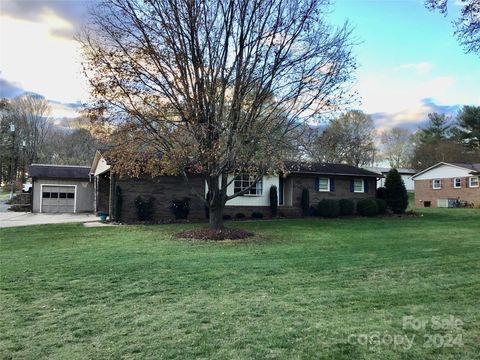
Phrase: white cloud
[
  {"left": 0, "top": 14, "right": 88, "bottom": 104},
  {"left": 396, "top": 61, "right": 434, "bottom": 75}
]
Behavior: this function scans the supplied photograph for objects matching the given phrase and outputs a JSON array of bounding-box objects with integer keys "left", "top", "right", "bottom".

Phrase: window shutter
[
  {"left": 350, "top": 179, "right": 354, "bottom": 192},
  {"left": 451, "top": 178, "right": 454, "bottom": 188},
  {"left": 315, "top": 177, "right": 319, "bottom": 191},
  {"left": 466, "top": 178, "right": 469, "bottom": 188},
  {"left": 364, "top": 178, "right": 369, "bottom": 193},
  {"left": 330, "top": 177, "right": 335, "bottom": 192}
]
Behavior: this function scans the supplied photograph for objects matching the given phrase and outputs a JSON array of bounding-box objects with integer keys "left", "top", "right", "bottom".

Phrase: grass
[{"left": 1, "top": 209, "right": 479, "bottom": 359}]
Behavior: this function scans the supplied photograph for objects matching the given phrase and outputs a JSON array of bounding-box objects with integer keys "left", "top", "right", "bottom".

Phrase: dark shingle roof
[
  {"left": 29, "top": 164, "right": 91, "bottom": 180},
  {"left": 451, "top": 163, "right": 480, "bottom": 173},
  {"left": 284, "top": 161, "right": 380, "bottom": 177}
]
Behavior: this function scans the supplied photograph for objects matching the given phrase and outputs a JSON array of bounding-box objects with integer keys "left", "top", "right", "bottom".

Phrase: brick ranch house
[
  {"left": 411, "top": 162, "right": 480, "bottom": 208},
  {"left": 90, "top": 151, "right": 381, "bottom": 223}
]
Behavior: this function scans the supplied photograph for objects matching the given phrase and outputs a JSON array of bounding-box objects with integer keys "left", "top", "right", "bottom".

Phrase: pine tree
[{"left": 384, "top": 169, "right": 408, "bottom": 214}]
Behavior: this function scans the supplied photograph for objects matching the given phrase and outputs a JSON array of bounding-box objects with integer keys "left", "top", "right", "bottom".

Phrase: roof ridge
[{"left": 30, "top": 164, "right": 91, "bottom": 168}]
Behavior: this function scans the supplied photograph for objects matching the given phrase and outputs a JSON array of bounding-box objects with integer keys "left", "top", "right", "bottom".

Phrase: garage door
[{"left": 41, "top": 186, "right": 75, "bottom": 213}]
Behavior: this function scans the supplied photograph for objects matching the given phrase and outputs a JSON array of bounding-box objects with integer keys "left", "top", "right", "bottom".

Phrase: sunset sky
[{"left": 0, "top": 0, "right": 479, "bottom": 130}]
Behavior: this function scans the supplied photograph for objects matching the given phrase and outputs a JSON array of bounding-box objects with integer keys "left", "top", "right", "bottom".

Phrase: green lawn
[{"left": 1, "top": 209, "right": 479, "bottom": 359}]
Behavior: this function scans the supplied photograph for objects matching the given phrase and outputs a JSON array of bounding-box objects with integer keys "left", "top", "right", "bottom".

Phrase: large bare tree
[
  {"left": 81, "top": 0, "right": 356, "bottom": 229},
  {"left": 304, "top": 111, "right": 376, "bottom": 167},
  {"left": 380, "top": 127, "right": 413, "bottom": 169}
]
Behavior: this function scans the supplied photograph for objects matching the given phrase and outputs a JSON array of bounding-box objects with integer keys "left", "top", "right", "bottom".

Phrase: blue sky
[{"left": 0, "top": 0, "right": 478, "bottom": 130}]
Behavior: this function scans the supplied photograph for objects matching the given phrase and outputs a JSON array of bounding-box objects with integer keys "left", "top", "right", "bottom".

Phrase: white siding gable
[{"left": 413, "top": 164, "right": 472, "bottom": 180}]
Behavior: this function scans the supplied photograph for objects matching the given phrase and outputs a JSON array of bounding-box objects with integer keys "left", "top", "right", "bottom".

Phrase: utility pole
[{"left": 9, "top": 124, "right": 15, "bottom": 200}]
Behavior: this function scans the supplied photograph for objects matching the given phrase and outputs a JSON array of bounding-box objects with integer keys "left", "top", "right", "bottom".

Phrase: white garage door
[{"left": 41, "top": 185, "right": 75, "bottom": 213}]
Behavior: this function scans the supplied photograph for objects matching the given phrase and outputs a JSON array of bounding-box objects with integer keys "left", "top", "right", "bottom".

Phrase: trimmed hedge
[
  {"left": 251, "top": 212, "right": 263, "bottom": 219},
  {"left": 269, "top": 185, "right": 278, "bottom": 217},
  {"left": 301, "top": 188, "right": 310, "bottom": 216},
  {"left": 339, "top": 199, "right": 355, "bottom": 216},
  {"left": 317, "top": 199, "right": 340, "bottom": 217},
  {"left": 356, "top": 199, "right": 378, "bottom": 217},
  {"left": 375, "top": 198, "right": 388, "bottom": 214},
  {"left": 235, "top": 213, "right": 246, "bottom": 220}
]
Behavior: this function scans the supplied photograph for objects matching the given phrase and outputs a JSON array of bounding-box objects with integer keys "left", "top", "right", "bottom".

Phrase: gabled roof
[
  {"left": 29, "top": 164, "right": 91, "bottom": 180},
  {"left": 411, "top": 162, "right": 480, "bottom": 179},
  {"left": 285, "top": 161, "right": 380, "bottom": 177}
]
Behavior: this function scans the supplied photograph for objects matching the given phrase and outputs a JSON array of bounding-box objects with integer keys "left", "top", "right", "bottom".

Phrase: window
[
  {"left": 454, "top": 178, "right": 462, "bottom": 188},
  {"left": 67, "top": 193, "right": 75, "bottom": 199},
  {"left": 470, "top": 176, "right": 479, "bottom": 188},
  {"left": 59, "top": 192, "right": 67, "bottom": 199},
  {"left": 433, "top": 179, "right": 442, "bottom": 189},
  {"left": 354, "top": 178, "right": 364, "bottom": 193},
  {"left": 233, "top": 175, "right": 263, "bottom": 196},
  {"left": 51, "top": 192, "right": 59, "bottom": 198},
  {"left": 42, "top": 192, "right": 50, "bottom": 198},
  {"left": 318, "top": 177, "right": 330, "bottom": 192}
]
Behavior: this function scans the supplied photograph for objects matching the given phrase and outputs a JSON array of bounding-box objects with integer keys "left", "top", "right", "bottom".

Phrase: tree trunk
[
  {"left": 206, "top": 175, "right": 225, "bottom": 230},
  {"left": 209, "top": 204, "right": 224, "bottom": 230}
]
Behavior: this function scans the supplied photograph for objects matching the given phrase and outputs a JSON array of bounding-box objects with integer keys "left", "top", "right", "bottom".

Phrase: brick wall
[
  {"left": 290, "top": 175, "right": 376, "bottom": 208},
  {"left": 414, "top": 177, "right": 480, "bottom": 208},
  {"left": 116, "top": 174, "right": 207, "bottom": 223},
  {"left": 114, "top": 173, "right": 378, "bottom": 223}
]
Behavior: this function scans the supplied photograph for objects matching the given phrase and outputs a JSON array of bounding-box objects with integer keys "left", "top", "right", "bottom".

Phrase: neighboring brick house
[
  {"left": 411, "top": 162, "right": 480, "bottom": 208},
  {"left": 90, "top": 151, "right": 380, "bottom": 222}
]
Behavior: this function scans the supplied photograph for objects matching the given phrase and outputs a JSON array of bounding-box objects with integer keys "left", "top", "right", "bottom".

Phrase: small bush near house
[
  {"left": 308, "top": 206, "right": 318, "bottom": 217},
  {"left": 384, "top": 169, "right": 408, "bottom": 214},
  {"left": 170, "top": 198, "right": 191, "bottom": 220},
  {"left": 251, "top": 212, "right": 263, "bottom": 219},
  {"left": 134, "top": 196, "right": 155, "bottom": 221},
  {"left": 235, "top": 213, "right": 246, "bottom": 220},
  {"left": 376, "top": 186, "right": 386, "bottom": 199},
  {"left": 114, "top": 186, "right": 123, "bottom": 222},
  {"left": 376, "top": 198, "right": 388, "bottom": 214},
  {"left": 301, "top": 188, "right": 310, "bottom": 216},
  {"left": 222, "top": 214, "right": 232, "bottom": 220},
  {"left": 269, "top": 185, "right": 278, "bottom": 217},
  {"left": 317, "top": 199, "right": 340, "bottom": 217},
  {"left": 339, "top": 199, "right": 355, "bottom": 216},
  {"left": 356, "top": 199, "right": 378, "bottom": 217}
]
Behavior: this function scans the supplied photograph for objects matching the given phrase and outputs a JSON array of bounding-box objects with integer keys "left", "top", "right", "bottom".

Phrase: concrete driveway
[{"left": 0, "top": 212, "right": 98, "bottom": 228}]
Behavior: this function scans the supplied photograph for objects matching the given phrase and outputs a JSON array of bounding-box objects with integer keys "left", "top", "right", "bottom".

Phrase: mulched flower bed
[{"left": 174, "top": 228, "right": 254, "bottom": 240}]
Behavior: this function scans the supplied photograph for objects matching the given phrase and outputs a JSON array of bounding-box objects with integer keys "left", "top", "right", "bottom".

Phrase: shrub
[
  {"left": 339, "top": 199, "right": 354, "bottom": 216},
  {"left": 308, "top": 205, "right": 318, "bottom": 217},
  {"left": 384, "top": 169, "right": 408, "bottom": 214},
  {"left": 222, "top": 214, "right": 232, "bottom": 220},
  {"left": 269, "top": 185, "right": 278, "bottom": 217},
  {"left": 376, "top": 198, "right": 388, "bottom": 214},
  {"left": 317, "top": 199, "right": 340, "bottom": 217},
  {"left": 170, "top": 198, "right": 191, "bottom": 219},
  {"left": 134, "top": 195, "right": 155, "bottom": 221},
  {"left": 114, "top": 186, "right": 123, "bottom": 222},
  {"left": 356, "top": 199, "right": 378, "bottom": 216},
  {"left": 376, "top": 186, "right": 387, "bottom": 199},
  {"left": 301, "top": 188, "right": 309, "bottom": 216},
  {"left": 235, "top": 213, "right": 246, "bottom": 220},
  {"left": 251, "top": 211, "right": 263, "bottom": 219}
]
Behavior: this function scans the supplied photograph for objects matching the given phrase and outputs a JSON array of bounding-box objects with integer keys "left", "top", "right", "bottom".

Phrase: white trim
[
  {"left": 318, "top": 177, "right": 330, "bottom": 192},
  {"left": 432, "top": 179, "right": 442, "bottom": 189},
  {"left": 453, "top": 178, "right": 462, "bottom": 188},
  {"left": 39, "top": 184, "right": 77, "bottom": 213},
  {"left": 353, "top": 178, "right": 364, "bottom": 193},
  {"left": 469, "top": 176, "right": 479, "bottom": 188}
]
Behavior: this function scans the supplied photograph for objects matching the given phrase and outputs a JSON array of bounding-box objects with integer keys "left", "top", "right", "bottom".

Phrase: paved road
[{"left": 0, "top": 212, "right": 98, "bottom": 228}]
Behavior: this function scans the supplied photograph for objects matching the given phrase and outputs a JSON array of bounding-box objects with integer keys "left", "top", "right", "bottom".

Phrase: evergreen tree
[{"left": 384, "top": 169, "right": 408, "bottom": 214}]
